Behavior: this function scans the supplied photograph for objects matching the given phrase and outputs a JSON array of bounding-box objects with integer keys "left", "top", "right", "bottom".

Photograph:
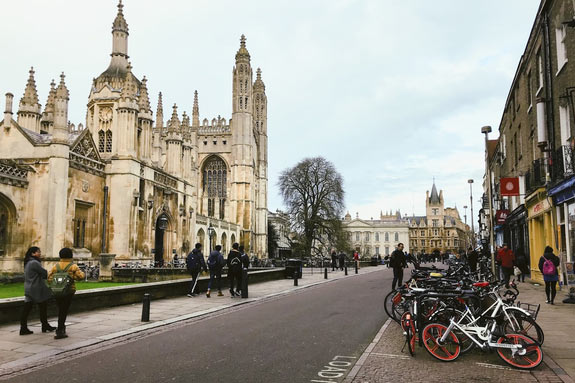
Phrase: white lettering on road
[{"left": 311, "top": 355, "right": 357, "bottom": 382}]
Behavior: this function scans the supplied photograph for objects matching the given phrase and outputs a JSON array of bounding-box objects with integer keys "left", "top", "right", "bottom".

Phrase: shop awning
[{"left": 548, "top": 176, "right": 575, "bottom": 205}]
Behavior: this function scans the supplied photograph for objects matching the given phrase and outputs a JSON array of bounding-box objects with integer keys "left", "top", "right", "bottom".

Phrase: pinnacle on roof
[
  {"left": 430, "top": 182, "right": 440, "bottom": 204},
  {"left": 42, "top": 79, "right": 56, "bottom": 117},
  {"left": 253, "top": 67, "right": 265, "bottom": 91},
  {"left": 113, "top": 0, "right": 129, "bottom": 33},
  {"left": 168, "top": 103, "right": 180, "bottom": 132},
  {"left": 235, "top": 34, "right": 251, "bottom": 62},
  {"left": 155, "top": 92, "right": 163, "bottom": 129},
  {"left": 138, "top": 76, "right": 151, "bottom": 112},
  {"left": 192, "top": 90, "right": 200, "bottom": 128},
  {"left": 55, "top": 73, "right": 69, "bottom": 99},
  {"left": 19, "top": 67, "right": 40, "bottom": 109},
  {"left": 121, "top": 62, "right": 137, "bottom": 98}
]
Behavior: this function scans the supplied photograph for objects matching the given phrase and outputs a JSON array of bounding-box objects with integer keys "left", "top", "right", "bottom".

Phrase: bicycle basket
[{"left": 516, "top": 302, "right": 540, "bottom": 320}]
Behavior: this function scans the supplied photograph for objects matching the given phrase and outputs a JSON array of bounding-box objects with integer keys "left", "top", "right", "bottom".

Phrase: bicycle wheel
[
  {"left": 422, "top": 323, "right": 460, "bottom": 362},
  {"left": 384, "top": 290, "right": 398, "bottom": 322},
  {"left": 428, "top": 308, "right": 474, "bottom": 354},
  {"left": 406, "top": 324, "right": 416, "bottom": 356},
  {"left": 503, "top": 310, "right": 544, "bottom": 346},
  {"left": 496, "top": 334, "right": 543, "bottom": 370}
]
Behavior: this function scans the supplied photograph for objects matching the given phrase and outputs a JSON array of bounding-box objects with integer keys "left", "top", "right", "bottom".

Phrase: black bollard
[
  {"left": 241, "top": 268, "right": 249, "bottom": 298},
  {"left": 324, "top": 267, "right": 328, "bottom": 279},
  {"left": 345, "top": 265, "right": 348, "bottom": 275},
  {"left": 355, "top": 262, "right": 358, "bottom": 274},
  {"left": 294, "top": 271, "right": 298, "bottom": 286},
  {"left": 141, "top": 293, "right": 150, "bottom": 322}
]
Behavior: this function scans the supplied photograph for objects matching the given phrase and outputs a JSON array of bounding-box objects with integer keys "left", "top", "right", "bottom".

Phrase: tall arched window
[
  {"left": 202, "top": 156, "right": 227, "bottom": 218},
  {"left": 105, "top": 131, "right": 113, "bottom": 152},
  {"left": 98, "top": 130, "right": 105, "bottom": 152}
]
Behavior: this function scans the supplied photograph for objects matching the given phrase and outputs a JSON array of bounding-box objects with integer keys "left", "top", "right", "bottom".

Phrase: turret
[
  {"left": 17, "top": 67, "right": 42, "bottom": 133},
  {"left": 52, "top": 73, "right": 69, "bottom": 144},
  {"left": 192, "top": 90, "right": 200, "bottom": 128},
  {"left": 41, "top": 80, "right": 56, "bottom": 134},
  {"left": 138, "top": 76, "right": 153, "bottom": 160},
  {"left": 165, "top": 104, "right": 183, "bottom": 177},
  {"left": 232, "top": 35, "right": 253, "bottom": 114}
]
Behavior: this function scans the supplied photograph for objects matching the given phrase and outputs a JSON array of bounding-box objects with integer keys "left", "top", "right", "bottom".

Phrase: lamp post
[
  {"left": 481, "top": 126, "right": 496, "bottom": 275},
  {"left": 208, "top": 224, "right": 215, "bottom": 253},
  {"left": 463, "top": 205, "right": 468, "bottom": 250},
  {"left": 468, "top": 179, "right": 475, "bottom": 248}
]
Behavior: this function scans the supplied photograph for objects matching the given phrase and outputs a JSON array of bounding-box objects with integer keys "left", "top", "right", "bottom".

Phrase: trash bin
[
  {"left": 285, "top": 259, "right": 303, "bottom": 279},
  {"left": 371, "top": 256, "right": 378, "bottom": 266}
]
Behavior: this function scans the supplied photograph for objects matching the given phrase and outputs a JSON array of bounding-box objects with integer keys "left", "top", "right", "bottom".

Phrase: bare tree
[{"left": 278, "top": 157, "right": 345, "bottom": 258}]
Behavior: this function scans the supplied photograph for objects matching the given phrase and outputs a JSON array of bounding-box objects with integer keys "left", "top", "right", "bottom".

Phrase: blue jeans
[{"left": 208, "top": 269, "right": 222, "bottom": 291}]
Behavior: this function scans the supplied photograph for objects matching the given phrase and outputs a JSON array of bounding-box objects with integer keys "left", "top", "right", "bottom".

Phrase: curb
[
  {"left": 0, "top": 267, "right": 382, "bottom": 378},
  {"left": 542, "top": 355, "right": 575, "bottom": 383}
]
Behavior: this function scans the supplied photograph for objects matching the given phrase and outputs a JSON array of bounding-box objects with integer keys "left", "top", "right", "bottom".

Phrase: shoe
[
  {"left": 206, "top": 291, "right": 211, "bottom": 298},
  {"left": 54, "top": 331, "right": 68, "bottom": 339},
  {"left": 42, "top": 324, "right": 56, "bottom": 333},
  {"left": 20, "top": 328, "right": 33, "bottom": 336},
  {"left": 217, "top": 291, "right": 224, "bottom": 296},
  {"left": 545, "top": 300, "right": 550, "bottom": 304},
  {"left": 235, "top": 290, "right": 241, "bottom": 296},
  {"left": 187, "top": 294, "right": 193, "bottom": 298},
  {"left": 229, "top": 289, "right": 235, "bottom": 297}
]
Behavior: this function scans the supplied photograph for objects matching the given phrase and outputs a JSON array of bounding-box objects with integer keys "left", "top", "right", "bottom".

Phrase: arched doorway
[
  {"left": 0, "top": 193, "right": 17, "bottom": 257},
  {"left": 221, "top": 233, "right": 227, "bottom": 255},
  {"left": 231, "top": 233, "right": 236, "bottom": 247},
  {"left": 154, "top": 213, "right": 169, "bottom": 267},
  {"left": 197, "top": 228, "right": 205, "bottom": 250}
]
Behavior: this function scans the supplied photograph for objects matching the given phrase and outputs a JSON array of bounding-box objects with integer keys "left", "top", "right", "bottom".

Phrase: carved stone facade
[{"left": 0, "top": 2, "right": 268, "bottom": 271}]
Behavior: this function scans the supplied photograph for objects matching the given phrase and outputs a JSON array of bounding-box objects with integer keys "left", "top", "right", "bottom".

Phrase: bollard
[
  {"left": 324, "top": 267, "right": 328, "bottom": 279},
  {"left": 355, "top": 262, "right": 358, "bottom": 274},
  {"left": 294, "top": 271, "right": 298, "bottom": 286},
  {"left": 345, "top": 265, "right": 348, "bottom": 275},
  {"left": 241, "top": 268, "right": 249, "bottom": 298},
  {"left": 141, "top": 293, "right": 150, "bottom": 322}
]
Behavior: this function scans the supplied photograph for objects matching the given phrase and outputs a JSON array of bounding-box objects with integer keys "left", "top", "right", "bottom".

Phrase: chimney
[{"left": 4, "top": 93, "right": 13, "bottom": 128}]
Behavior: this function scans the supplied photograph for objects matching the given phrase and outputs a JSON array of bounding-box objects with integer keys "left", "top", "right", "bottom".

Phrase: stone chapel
[{"left": 0, "top": 1, "right": 268, "bottom": 271}]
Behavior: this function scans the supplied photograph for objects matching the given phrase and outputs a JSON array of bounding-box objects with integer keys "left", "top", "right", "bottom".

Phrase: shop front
[
  {"left": 548, "top": 177, "right": 575, "bottom": 285},
  {"left": 507, "top": 205, "right": 530, "bottom": 267},
  {"left": 525, "top": 188, "right": 555, "bottom": 283}
]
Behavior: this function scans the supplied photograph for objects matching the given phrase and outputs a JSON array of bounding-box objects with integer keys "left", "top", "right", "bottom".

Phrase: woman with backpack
[
  {"left": 538, "top": 246, "right": 560, "bottom": 305},
  {"left": 20, "top": 246, "right": 56, "bottom": 335},
  {"left": 47, "top": 247, "right": 85, "bottom": 339}
]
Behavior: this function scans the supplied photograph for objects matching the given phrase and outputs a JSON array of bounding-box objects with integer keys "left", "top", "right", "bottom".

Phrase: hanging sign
[
  {"left": 496, "top": 209, "right": 510, "bottom": 224},
  {"left": 500, "top": 177, "right": 520, "bottom": 196}
]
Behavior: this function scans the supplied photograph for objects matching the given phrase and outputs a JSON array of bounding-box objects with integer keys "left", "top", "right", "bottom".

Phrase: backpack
[
  {"left": 50, "top": 263, "right": 74, "bottom": 296},
  {"left": 542, "top": 257, "right": 557, "bottom": 276},
  {"left": 186, "top": 251, "right": 200, "bottom": 271},
  {"left": 208, "top": 252, "right": 221, "bottom": 269}
]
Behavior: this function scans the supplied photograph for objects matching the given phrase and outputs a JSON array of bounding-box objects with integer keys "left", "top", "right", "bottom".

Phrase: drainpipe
[
  {"left": 542, "top": 13, "right": 555, "bottom": 180},
  {"left": 102, "top": 186, "right": 108, "bottom": 253}
]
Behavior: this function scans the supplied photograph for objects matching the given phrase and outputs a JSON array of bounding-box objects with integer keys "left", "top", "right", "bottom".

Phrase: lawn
[{"left": 0, "top": 281, "right": 138, "bottom": 299}]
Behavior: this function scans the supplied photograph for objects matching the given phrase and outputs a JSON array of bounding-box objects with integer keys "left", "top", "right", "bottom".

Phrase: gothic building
[
  {"left": 0, "top": 1, "right": 268, "bottom": 271},
  {"left": 408, "top": 183, "right": 468, "bottom": 255}
]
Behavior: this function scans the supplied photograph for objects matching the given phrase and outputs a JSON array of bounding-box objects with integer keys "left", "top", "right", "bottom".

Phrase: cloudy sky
[{"left": 1, "top": 0, "right": 541, "bottom": 222}]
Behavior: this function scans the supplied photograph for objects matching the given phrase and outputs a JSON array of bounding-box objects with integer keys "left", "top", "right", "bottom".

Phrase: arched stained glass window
[{"left": 203, "top": 156, "right": 227, "bottom": 198}]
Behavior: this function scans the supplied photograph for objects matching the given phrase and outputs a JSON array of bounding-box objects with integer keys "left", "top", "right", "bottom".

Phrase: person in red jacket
[{"left": 496, "top": 243, "right": 515, "bottom": 288}]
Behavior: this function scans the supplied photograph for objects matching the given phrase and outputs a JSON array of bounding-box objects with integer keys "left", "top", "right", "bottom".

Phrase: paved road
[{"left": 10, "top": 268, "right": 392, "bottom": 382}]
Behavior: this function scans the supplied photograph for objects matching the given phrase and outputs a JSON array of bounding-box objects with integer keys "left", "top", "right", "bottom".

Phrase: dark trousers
[
  {"left": 392, "top": 268, "right": 404, "bottom": 290},
  {"left": 545, "top": 281, "right": 557, "bottom": 303},
  {"left": 20, "top": 301, "right": 49, "bottom": 328},
  {"left": 502, "top": 266, "right": 513, "bottom": 287},
  {"left": 228, "top": 268, "right": 241, "bottom": 292},
  {"left": 189, "top": 270, "right": 200, "bottom": 294},
  {"left": 208, "top": 269, "right": 222, "bottom": 291},
  {"left": 332, "top": 260, "right": 337, "bottom": 271},
  {"left": 339, "top": 260, "right": 344, "bottom": 270},
  {"left": 55, "top": 293, "right": 74, "bottom": 332}
]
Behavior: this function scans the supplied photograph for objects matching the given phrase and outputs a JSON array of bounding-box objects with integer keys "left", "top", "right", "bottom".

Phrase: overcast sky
[{"left": 0, "top": 0, "right": 542, "bottom": 222}]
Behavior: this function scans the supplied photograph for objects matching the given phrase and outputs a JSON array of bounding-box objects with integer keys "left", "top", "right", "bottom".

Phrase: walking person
[
  {"left": 331, "top": 250, "right": 337, "bottom": 271},
  {"left": 390, "top": 243, "right": 407, "bottom": 290},
  {"left": 20, "top": 247, "right": 55, "bottom": 335},
  {"left": 353, "top": 251, "right": 360, "bottom": 269},
  {"left": 338, "top": 251, "right": 346, "bottom": 271},
  {"left": 237, "top": 245, "right": 249, "bottom": 296},
  {"left": 515, "top": 247, "right": 529, "bottom": 282},
  {"left": 539, "top": 246, "right": 560, "bottom": 304},
  {"left": 496, "top": 243, "right": 515, "bottom": 288},
  {"left": 227, "top": 243, "right": 242, "bottom": 297},
  {"left": 467, "top": 246, "right": 478, "bottom": 273},
  {"left": 47, "top": 247, "right": 85, "bottom": 339},
  {"left": 206, "top": 245, "right": 225, "bottom": 297},
  {"left": 186, "top": 243, "right": 207, "bottom": 297}
]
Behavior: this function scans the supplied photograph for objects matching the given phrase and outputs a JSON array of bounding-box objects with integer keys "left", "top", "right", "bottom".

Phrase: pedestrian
[
  {"left": 227, "top": 243, "right": 242, "bottom": 297},
  {"left": 467, "top": 246, "right": 478, "bottom": 273},
  {"left": 515, "top": 247, "right": 529, "bottom": 282},
  {"left": 237, "top": 245, "right": 250, "bottom": 296},
  {"left": 20, "top": 247, "right": 56, "bottom": 335},
  {"left": 206, "top": 245, "right": 225, "bottom": 298},
  {"left": 496, "top": 243, "right": 515, "bottom": 288},
  {"left": 353, "top": 251, "right": 360, "bottom": 269},
  {"left": 390, "top": 243, "right": 407, "bottom": 290},
  {"left": 186, "top": 243, "right": 207, "bottom": 297},
  {"left": 538, "top": 246, "right": 560, "bottom": 304},
  {"left": 338, "top": 251, "right": 346, "bottom": 270},
  {"left": 331, "top": 250, "right": 337, "bottom": 271},
  {"left": 47, "top": 247, "right": 85, "bottom": 339}
]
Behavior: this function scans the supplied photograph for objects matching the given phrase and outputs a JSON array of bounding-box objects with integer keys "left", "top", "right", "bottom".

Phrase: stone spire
[
  {"left": 96, "top": 0, "right": 130, "bottom": 84},
  {"left": 192, "top": 90, "right": 199, "bottom": 128},
  {"left": 181, "top": 111, "right": 190, "bottom": 139},
  {"left": 19, "top": 67, "right": 41, "bottom": 112},
  {"left": 235, "top": 34, "right": 251, "bottom": 63},
  {"left": 53, "top": 73, "right": 70, "bottom": 142},
  {"left": 121, "top": 62, "right": 137, "bottom": 99},
  {"left": 138, "top": 76, "right": 151, "bottom": 112},
  {"left": 429, "top": 182, "right": 440, "bottom": 204},
  {"left": 155, "top": 92, "right": 163, "bottom": 130},
  {"left": 253, "top": 68, "right": 265, "bottom": 91},
  {"left": 41, "top": 79, "right": 56, "bottom": 124},
  {"left": 113, "top": 0, "right": 129, "bottom": 34},
  {"left": 168, "top": 104, "right": 180, "bottom": 132}
]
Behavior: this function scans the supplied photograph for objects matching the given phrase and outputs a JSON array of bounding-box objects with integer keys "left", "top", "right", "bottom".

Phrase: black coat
[{"left": 389, "top": 250, "right": 407, "bottom": 270}]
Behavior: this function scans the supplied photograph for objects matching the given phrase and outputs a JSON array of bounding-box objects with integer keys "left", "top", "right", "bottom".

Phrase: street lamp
[
  {"left": 208, "top": 224, "right": 215, "bottom": 252},
  {"left": 463, "top": 205, "right": 468, "bottom": 225},
  {"left": 481, "top": 126, "right": 496, "bottom": 275},
  {"left": 468, "top": 179, "right": 475, "bottom": 247}
]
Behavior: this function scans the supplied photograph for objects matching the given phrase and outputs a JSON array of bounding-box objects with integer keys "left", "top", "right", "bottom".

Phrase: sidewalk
[
  {"left": 0, "top": 266, "right": 380, "bottom": 379},
  {"left": 344, "top": 278, "right": 575, "bottom": 383}
]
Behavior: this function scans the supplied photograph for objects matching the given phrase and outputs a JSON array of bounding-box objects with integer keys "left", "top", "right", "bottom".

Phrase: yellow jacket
[{"left": 48, "top": 260, "right": 85, "bottom": 292}]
